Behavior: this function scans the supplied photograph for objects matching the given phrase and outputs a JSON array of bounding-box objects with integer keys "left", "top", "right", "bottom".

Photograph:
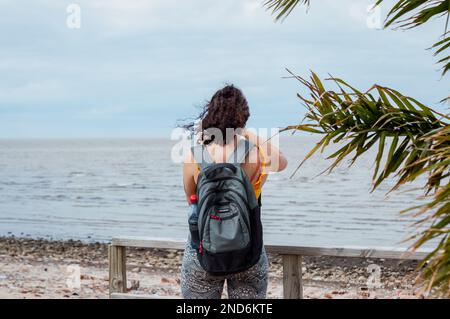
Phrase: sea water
[{"left": 0, "top": 136, "right": 430, "bottom": 248}]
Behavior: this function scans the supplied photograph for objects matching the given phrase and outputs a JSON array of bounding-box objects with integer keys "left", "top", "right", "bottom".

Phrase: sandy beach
[{"left": 0, "top": 236, "right": 427, "bottom": 299}]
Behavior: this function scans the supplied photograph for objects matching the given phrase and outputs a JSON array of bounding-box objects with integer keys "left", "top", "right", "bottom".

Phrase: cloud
[
  {"left": 0, "top": 58, "right": 56, "bottom": 72},
  {"left": 0, "top": 0, "right": 448, "bottom": 137},
  {"left": 83, "top": 0, "right": 372, "bottom": 37},
  {"left": 75, "top": 105, "right": 135, "bottom": 119},
  {"left": 79, "top": 0, "right": 270, "bottom": 36},
  {"left": 0, "top": 80, "right": 69, "bottom": 104}
]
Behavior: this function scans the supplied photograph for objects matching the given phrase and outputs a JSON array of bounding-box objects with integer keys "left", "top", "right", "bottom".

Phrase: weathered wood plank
[
  {"left": 111, "top": 236, "right": 430, "bottom": 260},
  {"left": 266, "top": 245, "right": 429, "bottom": 260},
  {"left": 110, "top": 293, "right": 178, "bottom": 299},
  {"left": 108, "top": 245, "right": 127, "bottom": 296},
  {"left": 282, "top": 255, "right": 303, "bottom": 299},
  {"left": 112, "top": 236, "right": 185, "bottom": 250}
]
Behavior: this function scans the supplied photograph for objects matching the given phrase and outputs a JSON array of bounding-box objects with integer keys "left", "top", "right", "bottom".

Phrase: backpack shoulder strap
[
  {"left": 227, "top": 138, "right": 255, "bottom": 164},
  {"left": 191, "top": 144, "right": 214, "bottom": 171}
]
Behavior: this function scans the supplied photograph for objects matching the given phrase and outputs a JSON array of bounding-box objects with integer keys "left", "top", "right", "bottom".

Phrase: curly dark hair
[{"left": 184, "top": 84, "right": 250, "bottom": 144}]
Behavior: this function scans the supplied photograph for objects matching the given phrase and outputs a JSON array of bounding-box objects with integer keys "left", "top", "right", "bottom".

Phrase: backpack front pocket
[{"left": 201, "top": 205, "right": 250, "bottom": 254}]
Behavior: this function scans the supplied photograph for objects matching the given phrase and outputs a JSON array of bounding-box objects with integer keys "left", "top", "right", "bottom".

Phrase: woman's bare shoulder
[
  {"left": 246, "top": 145, "right": 260, "bottom": 165},
  {"left": 241, "top": 145, "right": 261, "bottom": 179}
]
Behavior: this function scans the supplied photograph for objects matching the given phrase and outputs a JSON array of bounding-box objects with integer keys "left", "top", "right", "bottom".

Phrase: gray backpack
[{"left": 191, "top": 139, "right": 263, "bottom": 275}]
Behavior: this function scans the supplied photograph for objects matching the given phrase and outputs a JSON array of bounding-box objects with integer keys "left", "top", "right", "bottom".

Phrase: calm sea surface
[{"left": 0, "top": 136, "right": 431, "bottom": 248}]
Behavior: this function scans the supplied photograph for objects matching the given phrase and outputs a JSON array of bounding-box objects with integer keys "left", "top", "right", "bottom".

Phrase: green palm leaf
[
  {"left": 285, "top": 70, "right": 450, "bottom": 296},
  {"left": 263, "top": 0, "right": 309, "bottom": 21}
]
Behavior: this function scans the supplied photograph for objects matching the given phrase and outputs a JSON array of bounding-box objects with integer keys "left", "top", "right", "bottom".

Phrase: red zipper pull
[{"left": 199, "top": 241, "right": 203, "bottom": 254}]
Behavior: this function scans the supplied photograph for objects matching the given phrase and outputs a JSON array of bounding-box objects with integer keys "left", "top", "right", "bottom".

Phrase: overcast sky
[{"left": 0, "top": 0, "right": 448, "bottom": 138}]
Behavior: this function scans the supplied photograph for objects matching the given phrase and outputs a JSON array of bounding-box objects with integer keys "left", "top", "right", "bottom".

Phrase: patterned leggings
[{"left": 180, "top": 240, "right": 269, "bottom": 299}]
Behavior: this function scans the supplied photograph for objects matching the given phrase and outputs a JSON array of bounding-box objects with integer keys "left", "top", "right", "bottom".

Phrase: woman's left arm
[
  {"left": 242, "top": 129, "right": 287, "bottom": 172},
  {"left": 183, "top": 151, "right": 197, "bottom": 203}
]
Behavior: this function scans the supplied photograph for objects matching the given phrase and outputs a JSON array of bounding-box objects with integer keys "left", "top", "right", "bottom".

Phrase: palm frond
[
  {"left": 286, "top": 70, "right": 450, "bottom": 296},
  {"left": 375, "top": 0, "right": 449, "bottom": 30},
  {"left": 263, "top": 0, "right": 309, "bottom": 21},
  {"left": 375, "top": 0, "right": 450, "bottom": 76},
  {"left": 432, "top": 31, "right": 450, "bottom": 75}
]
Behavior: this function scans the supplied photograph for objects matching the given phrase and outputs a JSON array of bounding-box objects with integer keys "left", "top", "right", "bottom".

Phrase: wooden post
[
  {"left": 282, "top": 254, "right": 303, "bottom": 299},
  {"left": 109, "top": 245, "right": 127, "bottom": 296}
]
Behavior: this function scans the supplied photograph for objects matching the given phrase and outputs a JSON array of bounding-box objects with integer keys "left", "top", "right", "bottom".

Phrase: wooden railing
[{"left": 108, "top": 236, "right": 430, "bottom": 299}]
